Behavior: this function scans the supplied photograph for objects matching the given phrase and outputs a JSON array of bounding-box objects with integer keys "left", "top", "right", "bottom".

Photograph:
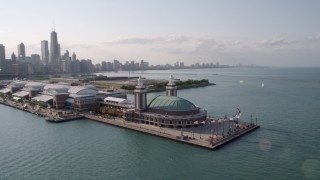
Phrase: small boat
[{"left": 261, "top": 83, "right": 264, "bottom": 88}]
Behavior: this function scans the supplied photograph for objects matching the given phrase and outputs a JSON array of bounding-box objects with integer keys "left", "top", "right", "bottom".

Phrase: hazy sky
[{"left": 1, "top": 0, "right": 320, "bottom": 67}]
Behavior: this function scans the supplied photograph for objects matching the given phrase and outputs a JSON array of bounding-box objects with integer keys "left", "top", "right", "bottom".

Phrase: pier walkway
[{"left": 84, "top": 114, "right": 260, "bottom": 150}]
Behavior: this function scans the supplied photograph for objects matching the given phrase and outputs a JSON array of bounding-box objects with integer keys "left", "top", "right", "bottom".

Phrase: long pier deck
[{"left": 84, "top": 114, "right": 260, "bottom": 150}]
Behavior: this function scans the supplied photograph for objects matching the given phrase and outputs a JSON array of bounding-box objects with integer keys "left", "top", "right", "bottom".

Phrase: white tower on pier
[
  {"left": 166, "top": 75, "right": 177, "bottom": 96},
  {"left": 134, "top": 76, "right": 147, "bottom": 112}
]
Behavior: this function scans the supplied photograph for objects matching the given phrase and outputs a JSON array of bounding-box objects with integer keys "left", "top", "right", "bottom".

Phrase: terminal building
[{"left": 124, "top": 75, "right": 207, "bottom": 128}]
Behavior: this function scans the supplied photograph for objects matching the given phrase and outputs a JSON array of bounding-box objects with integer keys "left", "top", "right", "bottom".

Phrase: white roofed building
[
  {"left": 103, "top": 97, "right": 134, "bottom": 109},
  {"left": 67, "top": 85, "right": 100, "bottom": 112},
  {"left": 1, "top": 80, "right": 128, "bottom": 112},
  {"left": 7, "top": 81, "right": 27, "bottom": 94}
]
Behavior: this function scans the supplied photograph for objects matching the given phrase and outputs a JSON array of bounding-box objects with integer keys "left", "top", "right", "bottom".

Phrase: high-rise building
[
  {"left": 113, "top": 59, "right": 120, "bottom": 71},
  {"left": 140, "top": 60, "right": 144, "bottom": 70},
  {"left": 72, "top": 52, "right": 76, "bottom": 61},
  {"left": 17, "top": 43, "right": 26, "bottom": 58},
  {"left": 50, "top": 31, "right": 61, "bottom": 71},
  {"left": 31, "top": 54, "right": 41, "bottom": 72},
  {"left": 0, "top": 44, "right": 5, "bottom": 60},
  {"left": 101, "top": 61, "right": 107, "bottom": 71},
  {"left": 11, "top": 52, "right": 16, "bottom": 64},
  {"left": 0, "top": 59, "right": 12, "bottom": 74},
  {"left": 41, "top": 40, "right": 49, "bottom": 66}
]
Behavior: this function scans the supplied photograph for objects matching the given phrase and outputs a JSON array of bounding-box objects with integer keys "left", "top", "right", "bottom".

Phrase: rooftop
[{"left": 148, "top": 95, "right": 197, "bottom": 111}]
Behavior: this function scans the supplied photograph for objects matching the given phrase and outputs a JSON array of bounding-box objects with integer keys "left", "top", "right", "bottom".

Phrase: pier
[
  {"left": 84, "top": 114, "right": 260, "bottom": 150},
  {"left": 0, "top": 98, "right": 259, "bottom": 150}
]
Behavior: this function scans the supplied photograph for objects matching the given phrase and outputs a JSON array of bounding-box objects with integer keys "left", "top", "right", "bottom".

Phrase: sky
[{"left": 0, "top": 0, "right": 320, "bottom": 67}]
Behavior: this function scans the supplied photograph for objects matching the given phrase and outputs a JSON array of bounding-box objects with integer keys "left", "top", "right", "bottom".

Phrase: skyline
[{"left": 1, "top": 0, "right": 320, "bottom": 67}]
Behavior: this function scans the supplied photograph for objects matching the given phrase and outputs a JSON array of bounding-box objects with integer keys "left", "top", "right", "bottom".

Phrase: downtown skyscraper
[
  {"left": 50, "top": 30, "right": 60, "bottom": 72},
  {"left": 41, "top": 40, "right": 49, "bottom": 66},
  {"left": 17, "top": 43, "right": 25, "bottom": 59},
  {"left": 0, "top": 44, "right": 5, "bottom": 60}
]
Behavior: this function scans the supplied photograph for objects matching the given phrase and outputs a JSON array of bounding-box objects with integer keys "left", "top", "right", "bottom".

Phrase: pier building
[
  {"left": 124, "top": 75, "right": 207, "bottom": 128},
  {"left": 0, "top": 81, "right": 127, "bottom": 111},
  {"left": 103, "top": 97, "right": 133, "bottom": 109}
]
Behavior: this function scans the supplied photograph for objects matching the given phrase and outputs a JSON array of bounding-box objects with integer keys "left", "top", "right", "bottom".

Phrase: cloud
[
  {"left": 165, "top": 35, "right": 190, "bottom": 43},
  {"left": 96, "top": 34, "right": 320, "bottom": 65},
  {"left": 196, "top": 39, "right": 224, "bottom": 51},
  {"left": 110, "top": 37, "right": 163, "bottom": 45},
  {"left": 63, "top": 43, "right": 97, "bottom": 49},
  {"left": 106, "top": 35, "right": 192, "bottom": 45},
  {"left": 305, "top": 33, "right": 320, "bottom": 42},
  {"left": 259, "top": 38, "right": 297, "bottom": 47}
]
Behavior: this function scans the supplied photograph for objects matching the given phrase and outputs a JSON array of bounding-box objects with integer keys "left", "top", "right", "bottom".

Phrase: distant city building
[
  {"left": 101, "top": 61, "right": 107, "bottom": 71},
  {"left": 61, "top": 60, "right": 69, "bottom": 73},
  {"left": 72, "top": 52, "right": 76, "bottom": 61},
  {"left": 41, "top": 40, "right": 49, "bottom": 66},
  {"left": 0, "top": 59, "right": 12, "bottom": 74},
  {"left": 113, "top": 59, "right": 120, "bottom": 71},
  {"left": 95, "top": 63, "right": 101, "bottom": 71},
  {"left": 140, "top": 60, "right": 144, "bottom": 70},
  {"left": 17, "top": 43, "right": 26, "bottom": 59},
  {"left": 62, "top": 50, "right": 70, "bottom": 60},
  {"left": 0, "top": 44, "right": 5, "bottom": 60},
  {"left": 80, "top": 59, "right": 94, "bottom": 73},
  {"left": 71, "top": 59, "right": 80, "bottom": 73},
  {"left": 11, "top": 52, "right": 16, "bottom": 64},
  {"left": 31, "top": 54, "right": 41, "bottom": 72},
  {"left": 50, "top": 31, "right": 61, "bottom": 72}
]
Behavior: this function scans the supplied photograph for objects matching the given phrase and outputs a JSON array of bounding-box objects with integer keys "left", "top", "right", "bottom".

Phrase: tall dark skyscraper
[
  {"left": 0, "top": 44, "right": 5, "bottom": 60},
  {"left": 17, "top": 43, "right": 26, "bottom": 58},
  {"left": 11, "top": 52, "right": 16, "bottom": 64},
  {"left": 72, "top": 52, "right": 76, "bottom": 61},
  {"left": 41, "top": 40, "right": 49, "bottom": 66},
  {"left": 50, "top": 31, "right": 61, "bottom": 71}
]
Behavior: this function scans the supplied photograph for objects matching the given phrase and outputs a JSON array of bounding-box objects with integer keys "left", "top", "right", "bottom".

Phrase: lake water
[{"left": 1, "top": 67, "right": 320, "bottom": 179}]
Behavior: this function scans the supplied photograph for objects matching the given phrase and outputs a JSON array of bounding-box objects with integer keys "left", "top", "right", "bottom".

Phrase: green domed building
[
  {"left": 148, "top": 95, "right": 199, "bottom": 114},
  {"left": 124, "top": 75, "right": 207, "bottom": 128}
]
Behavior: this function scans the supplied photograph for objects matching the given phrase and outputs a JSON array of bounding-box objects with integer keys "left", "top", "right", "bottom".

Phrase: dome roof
[{"left": 148, "top": 95, "right": 197, "bottom": 111}]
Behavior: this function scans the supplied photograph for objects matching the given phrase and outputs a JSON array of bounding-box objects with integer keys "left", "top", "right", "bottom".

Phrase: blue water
[{"left": 1, "top": 67, "right": 320, "bottom": 179}]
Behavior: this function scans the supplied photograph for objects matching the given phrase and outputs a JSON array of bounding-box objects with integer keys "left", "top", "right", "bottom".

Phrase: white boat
[{"left": 261, "top": 83, "right": 264, "bottom": 88}]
